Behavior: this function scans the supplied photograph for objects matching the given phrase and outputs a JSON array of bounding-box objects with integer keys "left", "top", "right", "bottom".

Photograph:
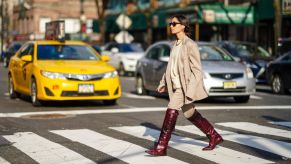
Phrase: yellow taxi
[{"left": 8, "top": 40, "right": 121, "bottom": 106}]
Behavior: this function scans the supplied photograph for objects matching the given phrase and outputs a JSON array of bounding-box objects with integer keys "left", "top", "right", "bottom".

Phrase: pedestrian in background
[{"left": 146, "top": 15, "right": 223, "bottom": 156}]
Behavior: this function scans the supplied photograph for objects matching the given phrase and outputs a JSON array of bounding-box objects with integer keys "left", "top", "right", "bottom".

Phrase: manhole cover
[{"left": 22, "top": 114, "right": 74, "bottom": 119}]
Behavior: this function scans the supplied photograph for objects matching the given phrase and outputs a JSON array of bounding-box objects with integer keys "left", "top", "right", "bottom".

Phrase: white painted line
[
  {"left": 3, "top": 132, "right": 95, "bottom": 164},
  {"left": 4, "top": 93, "right": 9, "bottom": 96},
  {"left": 250, "top": 95, "right": 262, "bottom": 99},
  {"left": 110, "top": 126, "right": 273, "bottom": 164},
  {"left": 269, "top": 122, "right": 291, "bottom": 128},
  {"left": 0, "top": 157, "right": 10, "bottom": 164},
  {"left": 51, "top": 129, "right": 187, "bottom": 164},
  {"left": 217, "top": 122, "right": 291, "bottom": 139},
  {"left": 1, "top": 106, "right": 291, "bottom": 118},
  {"left": 123, "top": 92, "right": 156, "bottom": 99},
  {"left": 176, "top": 125, "right": 291, "bottom": 159}
]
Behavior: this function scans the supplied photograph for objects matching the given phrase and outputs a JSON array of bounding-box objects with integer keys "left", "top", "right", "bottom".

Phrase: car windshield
[
  {"left": 37, "top": 45, "right": 100, "bottom": 60},
  {"left": 199, "top": 45, "right": 233, "bottom": 61},
  {"left": 118, "top": 44, "right": 143, "bottom": 53},
  {"left": 8, "top": 43, "right": 22, "bottom": 52},
  {"left": 228, "top": 43, "right": 271, "bottom": 58}
]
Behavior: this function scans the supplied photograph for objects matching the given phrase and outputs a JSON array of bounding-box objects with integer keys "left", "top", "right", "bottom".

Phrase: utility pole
[
  {"left": 273, "top": 0, "right": 282, "bottom": 55},
  {"left": 1, "top": 0, "right": 4, "bottom": 57}
]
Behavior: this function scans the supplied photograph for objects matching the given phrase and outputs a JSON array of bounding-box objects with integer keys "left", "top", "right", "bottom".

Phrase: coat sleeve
[{"left": 185, "top": 42, "right": 203, "bottom": 99}]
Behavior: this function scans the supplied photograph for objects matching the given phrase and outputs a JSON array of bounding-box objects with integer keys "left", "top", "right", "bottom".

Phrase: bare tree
[
  {"left": 273, "top": 0, "right": 282, "bottom": 55},
  {"left": 94, "top": 0, "right": 108, "bottom": 44}
]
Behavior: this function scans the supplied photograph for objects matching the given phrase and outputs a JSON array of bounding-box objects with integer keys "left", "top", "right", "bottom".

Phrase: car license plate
[
  {"left": 78, "top": 84, "right": 94, "bottom": 93},
  {"left": 223, "top": 81, "right": 237, "bottom": 89}
]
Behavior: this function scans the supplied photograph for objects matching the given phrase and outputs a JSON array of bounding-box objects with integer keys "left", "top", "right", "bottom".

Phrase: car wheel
[
  {"left": 271, "top": 74, "right": 285, "bottom": 94},
  {"left": 8, "top": 75, "right": 19, "bottom": 99},
  {"left": 31, "top": 78, "right": 42, "bottom": 106},
  {"left": 118, "top": 63, "right": 126, "bottom": 76},
  {"left": 3, "top": 57, "right": 8, "bottom": 67},
  {"left": 234, "top": 96, "right": 250, "bottom": 103},
  {"left": 136, "top": 76, "right": 148, "bottom": 95},
  {"left": 103, "top": 99, "right": 117, "bottom": 106}
]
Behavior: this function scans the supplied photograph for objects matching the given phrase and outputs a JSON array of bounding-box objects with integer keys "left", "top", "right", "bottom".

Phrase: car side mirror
[
  {"left": 101, "top": 55, "right": 110, "bottom": 62},
  {"left": 111, "top": 47, "right": 119, "bottom": 54},
  {"left": 21, "top": 55, "right": 32, "bottom": 62},
  {"left": 159, "top": 56, "right": 169, "bottom": 62}
]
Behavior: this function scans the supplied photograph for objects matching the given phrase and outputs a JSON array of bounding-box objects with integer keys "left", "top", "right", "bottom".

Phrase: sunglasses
[{"left": 169, "top": 22, "right": 181, "bottom": 27}]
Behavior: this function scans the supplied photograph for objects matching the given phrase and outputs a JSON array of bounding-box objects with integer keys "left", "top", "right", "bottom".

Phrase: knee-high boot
[
  {"left": 187, "top": 111, "right": 223, "bottom": 151},
  {"left": 145, "top": 108, "right": 179, "bottom": 156}
]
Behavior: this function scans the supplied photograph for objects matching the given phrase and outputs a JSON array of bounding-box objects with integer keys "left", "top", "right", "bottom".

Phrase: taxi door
[{"left": 14, "top": 43, "right": 34, "bottom": 94}]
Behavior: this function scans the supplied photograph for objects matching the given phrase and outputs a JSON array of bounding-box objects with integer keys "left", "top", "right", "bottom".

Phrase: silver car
[{"left": 135, "top": 41, "right": 256, "bottom": 103}]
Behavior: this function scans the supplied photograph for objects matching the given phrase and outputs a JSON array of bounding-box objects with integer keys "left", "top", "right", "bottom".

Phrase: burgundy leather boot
[
  {"left": 145, "top": 108, "right": 179, "bottom": 156},
  {"left": 187, "top": 111, "right": 223, "bottom": 151}
]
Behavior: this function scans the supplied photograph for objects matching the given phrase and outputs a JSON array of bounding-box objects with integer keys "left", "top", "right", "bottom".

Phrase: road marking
[
  {"left": 176, "top": 125, "right": 291, "bottom": 159},
  {"left": 1, "top": 106, "right": 291, "bottom": 118},
  {"left": 0, "top": 157, "right": 10, "bottom": 164},
  {"left": 4, "top": 93, "right": 9, "bottom": 96},
  {"left": 122, "top": 92, "right": 156, "bottom": 99},
  {"left": 51, "top": 129, "right": 187, "bottom": 164},
  {"left": 250, "top": 95, "right": 262, "bottom": 99},
  {"left": 3, "top": 132, "right": 95, "bottom": 164},
  {"left": 269, "top": 122, "right": 291, "bottom": 128},
  {"left": 110, "top": 126, "right": 273, "bottom": 164},
  {"left": 217, "top": 122, "right": 291, "bottom": 139}
]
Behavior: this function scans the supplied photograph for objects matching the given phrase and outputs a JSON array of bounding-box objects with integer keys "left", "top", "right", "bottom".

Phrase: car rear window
[{"left": 37, "top": 45, "right": 100, "bottom": 60}]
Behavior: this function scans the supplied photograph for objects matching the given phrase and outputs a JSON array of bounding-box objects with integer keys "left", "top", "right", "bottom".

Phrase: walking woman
[{"left": 146, "top": 15, "right": 223, "bottom": 156}]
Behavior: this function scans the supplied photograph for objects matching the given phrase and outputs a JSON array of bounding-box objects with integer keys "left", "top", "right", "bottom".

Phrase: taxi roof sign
[{"left": 45, "top": 20, "right": 65, "bottom": 41}]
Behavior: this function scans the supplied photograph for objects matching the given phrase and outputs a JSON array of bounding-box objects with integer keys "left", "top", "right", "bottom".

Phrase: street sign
[
  {"left": 114, "top": 31, "right": 134, "bottom": 43},
  {"left": 116, "top": 14, "right": 132, "bottom": 29}
]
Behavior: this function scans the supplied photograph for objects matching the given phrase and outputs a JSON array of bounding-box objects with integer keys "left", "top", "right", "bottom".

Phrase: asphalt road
[{"left": 0, "top": 63, "right": 291, "bottom": 164}]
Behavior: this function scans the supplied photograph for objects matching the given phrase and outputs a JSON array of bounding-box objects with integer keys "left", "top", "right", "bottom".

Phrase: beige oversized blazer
[{"left": 158, "top": 36, "right": 208, "bottom": 104}]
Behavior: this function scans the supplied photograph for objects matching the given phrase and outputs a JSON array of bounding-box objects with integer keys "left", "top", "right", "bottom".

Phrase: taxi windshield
[{"left": 37, "top": 44, "right": 100, "bottom": 60}]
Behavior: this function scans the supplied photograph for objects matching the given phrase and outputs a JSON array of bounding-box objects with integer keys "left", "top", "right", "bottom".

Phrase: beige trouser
[{"left": 167, "top": 88, "right": 196, "bottom": 118}]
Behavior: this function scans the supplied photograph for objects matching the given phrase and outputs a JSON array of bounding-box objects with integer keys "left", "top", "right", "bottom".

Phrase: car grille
[
  {"left": 61, "top": 90, "right": 109, "bottom": 97},
  {"left": 65, "top": 74, "right": 104, "bottom": 81},
  {"left": 209, "top": 73, "right": 243, "bottom": 80},
  {"left": 209, "top": 87, "right": 246, "bottom": 93}
]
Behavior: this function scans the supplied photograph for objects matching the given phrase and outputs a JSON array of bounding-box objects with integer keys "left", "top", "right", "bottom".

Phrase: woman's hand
[{"left": 156, "top": 86, "right": 166, "bottom": 93}]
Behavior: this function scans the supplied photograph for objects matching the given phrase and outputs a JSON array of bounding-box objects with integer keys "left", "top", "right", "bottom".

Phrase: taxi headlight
[
  {"left": 41, "top": 70, "right": 67, "bottom": 80},
  {"left": 245, "top": 67, "right": 254, "bottom": 79},
  {"left": 103, "top": 71, "right": 118, "bottom": 78}
]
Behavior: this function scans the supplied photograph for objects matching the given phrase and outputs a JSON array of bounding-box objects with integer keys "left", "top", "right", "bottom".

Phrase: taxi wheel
[
  {"left": 31, "top": 78, "right": 42, "bottom": 107},
  {"left": 118, "top": 63, "right": 126, "bottom": 76},
  {"left": 8, "top": 75, "right": 19, "bottom": 99},
  {"left": 136, "top": 76, "right": 148, "bottom": 95},
  {"left": 103, "top": 99, "right": 117, "bottom": 106}
]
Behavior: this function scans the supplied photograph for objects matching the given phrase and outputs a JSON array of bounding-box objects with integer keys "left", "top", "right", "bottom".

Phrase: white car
[{"left": 102, "top": 43, "right": 144, "bottom": 76}]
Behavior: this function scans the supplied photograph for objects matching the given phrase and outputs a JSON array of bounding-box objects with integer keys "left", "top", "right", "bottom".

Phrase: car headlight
[
  {"left": 103, "top": 71, "right": 118, "bottom": 78},
  {"left": 41, "top": 70, "right": 67, "bottom": 80},
  {"left": 245, "top": 67, "right": 254, "bottom": 78}
]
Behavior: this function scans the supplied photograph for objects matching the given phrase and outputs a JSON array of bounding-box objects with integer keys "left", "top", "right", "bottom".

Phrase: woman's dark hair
[{"left": 171, "top": 14, "right": 192, "bottom": 37}]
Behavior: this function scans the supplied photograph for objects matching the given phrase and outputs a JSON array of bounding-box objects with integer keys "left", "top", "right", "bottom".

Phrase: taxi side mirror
[
  {"left": 101, "top": 55, "right": 110, "bottom": 62},
  {"left": 21, "top": 55, "right": 32, "bottom": 62}
]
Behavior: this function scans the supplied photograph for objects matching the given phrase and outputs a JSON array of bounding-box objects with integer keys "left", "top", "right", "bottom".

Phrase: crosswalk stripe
[
  {"left": 0, "top": 157, "right": 10, "bottom": 164},
  {"left": 51, "top": 129, "right": 187, "bottom": 164},
  {"left": 3, "top": 132, "right": 95, "bottom": 164},
  {"left": 217, "top": 122, "right": 291, "bottom": 139},
  {"left": 110, "top": 126, "right": 273, "bottom": 164},
  {"left": 269, "top": 122, "right": 291, "bottom": 128},
  {"left": 176, "top": 125, "right": 291, "bottom": 159}
]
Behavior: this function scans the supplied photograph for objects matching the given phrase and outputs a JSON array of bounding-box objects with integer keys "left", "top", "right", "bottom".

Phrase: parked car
[
  {"left": 8, "top": 40, "right": 121, "bottom": 106},
  {"left": 3, "top": 41, "right": 23, "bottom": 67},
  {"left": 102, "top": 42, "right": 144, "bottom": 76},
  {"left": 266, "top": 51, "right": 291, "bottom": 94},
  {"left": 278, "top": 38, "right": 291, "bottom": 56},
  {"left": 216, "top": 41, "right": 272, "bottom": 83},
  {"left": 136, "top": 41, "right": 256, "bottom": 103}
]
